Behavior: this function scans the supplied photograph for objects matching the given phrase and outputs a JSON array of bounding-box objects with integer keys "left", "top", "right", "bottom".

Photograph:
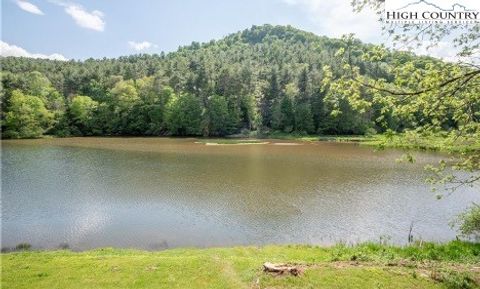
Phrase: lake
[{"left": 2, "top": 137, "right": 479, "bottom": 250}]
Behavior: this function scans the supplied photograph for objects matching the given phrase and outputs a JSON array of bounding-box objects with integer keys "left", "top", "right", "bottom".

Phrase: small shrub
[
  {"left": 58, "top": 242, "right": 69, "bottom": 249},
  {"left": 365, "top": 127, "right": 377, "bottom": 136},
  {"left": 329, "top": 244, "right": 348, "bottom": 261},
  {"left": 441, "top": 271, "right": 477, "bottom": 289},
  {"left": 456, "top": 205, "right": 480, "bottom": 239},
  {"left": 15, "top": 243, "right": 31, "bottom": 251}
]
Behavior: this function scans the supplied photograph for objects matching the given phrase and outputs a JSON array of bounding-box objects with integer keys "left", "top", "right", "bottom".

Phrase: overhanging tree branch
[{"left": 354, "top": 69, "right": 480, "bottom": 96}]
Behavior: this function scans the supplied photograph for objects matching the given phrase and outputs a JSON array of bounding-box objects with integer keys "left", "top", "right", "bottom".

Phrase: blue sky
[
  {"left": 1, "top": 0, "right": 385, "bottom": 60},
  {"left": 0, "top": 0, "right": 461, "bottom": 60}
]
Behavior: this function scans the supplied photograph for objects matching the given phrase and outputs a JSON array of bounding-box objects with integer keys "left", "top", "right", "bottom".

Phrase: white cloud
[
  {"left": 409, "top": 41, "right": 464, "bottom": 63},
  {"left": 128, "top": 41, "right": 157, "bottom": 51},
  {"left": 65, "top": 4, "right": 105, "bottom": 31},
  {"left": 51, "top": 1, "right": 105, "bottom": 31},
  {"left": 16, "top": 0, "right": 44, "bottom": 15},
  {"left": 0, "top": 41, "right": 68, "bottom": 61},
  {"left": 282, "top": 0, "right": 465, "bottom": 63},
  {"left": 283, "top": 0, "right": 383, "bottom": 43}
]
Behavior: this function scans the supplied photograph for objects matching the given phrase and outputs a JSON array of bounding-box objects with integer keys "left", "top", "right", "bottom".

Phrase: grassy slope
[{"left": 3, "top": 241, "right": 480, "bottom": 289}]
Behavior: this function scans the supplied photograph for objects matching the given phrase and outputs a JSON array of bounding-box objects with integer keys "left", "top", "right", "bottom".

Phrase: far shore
[{"left": 3, "top": 133, "right": 478, "bottom": 153}]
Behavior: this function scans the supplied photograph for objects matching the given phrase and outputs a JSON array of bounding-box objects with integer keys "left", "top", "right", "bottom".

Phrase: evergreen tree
[{"left": 260, "top": 69, "right": 279, "bottom": 129}]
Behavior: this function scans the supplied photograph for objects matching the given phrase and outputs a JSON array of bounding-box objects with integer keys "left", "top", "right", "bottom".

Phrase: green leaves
[
  {"left": 69, "top": 95, "right": 99, "bottom": 135},
  {"left": 165, "top": 93, "right": 203, "bottom": 136},
  {"left": 453, "top": 204, "right": 480, "bottom": 239},
  {"left": 4, "top": 90, "right": 53, "bottom": 138},
  {"left": 204, "top": 94, "right": 231, "bottom": 136}
]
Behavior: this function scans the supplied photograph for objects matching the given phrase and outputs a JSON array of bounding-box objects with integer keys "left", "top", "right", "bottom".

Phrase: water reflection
[{"left": 2, "top": 137, "right": 479, "bottom": 250}]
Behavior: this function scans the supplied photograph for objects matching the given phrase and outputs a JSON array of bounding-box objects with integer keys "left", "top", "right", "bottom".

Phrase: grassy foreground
[{"left": 2, "top": 241, "right": 480, "bottom": 289}]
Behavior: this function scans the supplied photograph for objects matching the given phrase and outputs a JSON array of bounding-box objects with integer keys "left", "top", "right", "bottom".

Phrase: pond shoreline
[
  {"left": 3, "top": 136, "right": 479, "bottom": 289},
  {"left": 4, "top": 136, "right": 478, "bottom": 250},
  {"left": 2, "top": 241, "right": 479, "bottom": 289},
  {"left": 4, "top": 132, "right": 477, "bottom": 153}
]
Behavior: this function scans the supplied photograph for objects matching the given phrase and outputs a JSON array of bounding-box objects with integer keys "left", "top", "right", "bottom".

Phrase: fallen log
[{"left": 263, "top": 262, "right": 301, "bottom": 276}]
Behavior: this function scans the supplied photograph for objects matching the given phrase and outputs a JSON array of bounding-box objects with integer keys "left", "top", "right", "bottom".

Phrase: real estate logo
[{"left": 385, "top": 0, "right": 480, "bottom": 23}]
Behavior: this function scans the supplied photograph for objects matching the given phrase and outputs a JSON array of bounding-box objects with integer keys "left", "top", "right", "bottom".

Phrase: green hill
[{"left": 0, "top": 24, "right": 456, "bottom": 138}]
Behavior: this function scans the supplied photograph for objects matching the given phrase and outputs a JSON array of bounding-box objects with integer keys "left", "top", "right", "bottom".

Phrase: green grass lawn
[{"left": 2, "top": 241, "right": 479, "bottom": 289}]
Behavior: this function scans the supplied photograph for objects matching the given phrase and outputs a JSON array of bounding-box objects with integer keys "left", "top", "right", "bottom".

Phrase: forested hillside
[{"left": 1, "top": 24, "right": 475, "bottom": 138}]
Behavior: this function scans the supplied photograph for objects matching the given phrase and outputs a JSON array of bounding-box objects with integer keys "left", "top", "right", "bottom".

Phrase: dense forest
[{"left": 1, "top": 24, "right": 477, "bottom": 139}]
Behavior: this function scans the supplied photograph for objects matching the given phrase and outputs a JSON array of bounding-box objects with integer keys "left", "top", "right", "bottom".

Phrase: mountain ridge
[
  {"left": 1, "top": 24, "right": 416, "bottom": 62},
  {"left": 0, "top": 24, "right": 444, "bottom": 139}
]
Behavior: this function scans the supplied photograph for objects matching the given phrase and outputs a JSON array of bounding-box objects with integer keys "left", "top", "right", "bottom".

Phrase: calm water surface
[{"left": 2, "top": 137, "right": 479, "bottom": 250}]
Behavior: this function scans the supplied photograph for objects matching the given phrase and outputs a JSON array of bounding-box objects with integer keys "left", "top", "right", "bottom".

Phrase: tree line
[{"left": 1, "top": 24, "right": 475, "bottom": 139}]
